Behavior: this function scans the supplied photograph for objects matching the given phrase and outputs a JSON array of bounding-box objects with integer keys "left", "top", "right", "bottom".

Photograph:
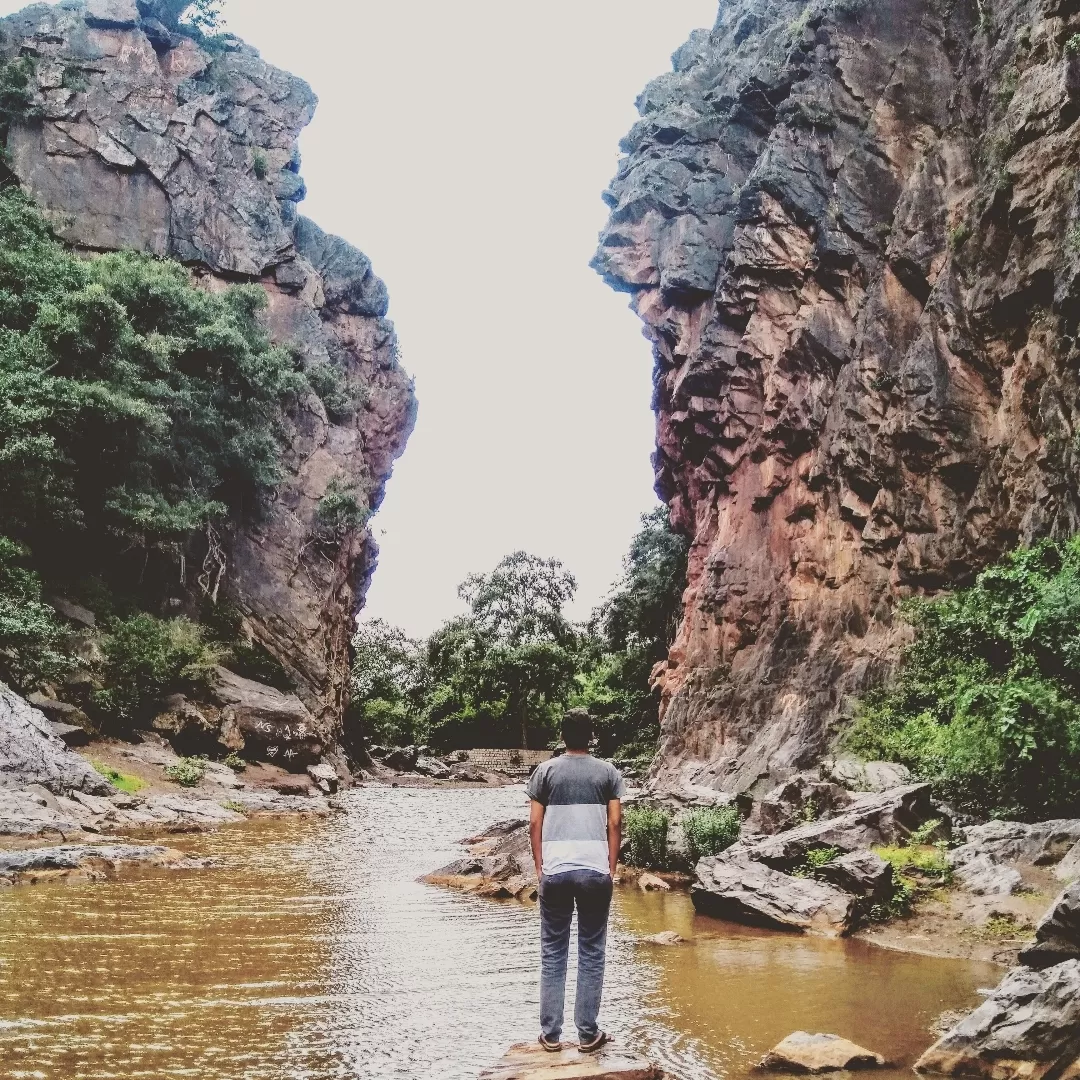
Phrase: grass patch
[
  {"left": 164, "top": 756, "right": 207, "bottom": 788},
  {"left": 221, "top": 799, "right": 245, "bottom": 814},
  {"left": 92, "top": 762, "right": 146, "bottom": 794},
  {"left": 962, "top": 912, "right": 1035, "bottom": 942},
  {"left": 623, "top": 806, "right": 670, "bottom": 869},
  {"left": 680, "top": 807, "right": 741, "bottom": 864}
]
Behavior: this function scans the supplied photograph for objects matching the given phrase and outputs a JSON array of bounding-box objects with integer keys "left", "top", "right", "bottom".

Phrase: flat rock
[
  {"left": 954, "top": 821, "right": 1080, "bottom": 869},
  {"left": 817, "top": 851, "right": 893, "bottom": 903},
  {"left": 479, "top": 1041, "right": 664, "bottom": 1079},
  {"left": 949, "top": 851, "right": 1024, "bottom": 897},
  {"left": 643, "top": 931, "right": 684, "bottom": 946},
  {"left": 692, "top": 854, "right": 857, "bottom": 936},
  {"left": 916, "top": 961, "right": 1080, "bottom": 1080},
  {"left": 759, "top": 1032, "right": 888, "bottom": 1073},
  {"left": 1056, "top": 843, "right": 1080, "bottom": 882}
]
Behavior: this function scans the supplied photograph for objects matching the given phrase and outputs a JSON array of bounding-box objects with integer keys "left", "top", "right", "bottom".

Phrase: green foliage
[
  {"left": 573, "top": 508, "right": 689, "bottom": 758},
  {"left": 792, "top": 845, "right": 842, "bottom": 879},
  {"left": 221, "top": 798, "right": 245, "bottom": 813},
  {"left": 948, "top": 222, "right": 972, "bottom": 250},
  {"left": 1066, "top": 33, "right": 1080, "bottom": 56},
  {"left": 351, "top": 618, "right": 429, "bottom": 746},
  {"left": 0, "top": 537, "right": 74, "bottom": 689},
  {"left": 92, "top": 762, "right": 146, "bottom": 794},
  {"left": 306, "top": 359, "right": 361, "bottom": 422},
  {"left": 223, "top": 751, "right": 246, "bottom": 772},
  {"left": 0, "top": 189, "right": 309, "bottom": 608},
  {"left": 845, "top": 537, "right": 1080, "bottom": 819},
  {"left": 252, "top": 149, "right": 268, "bottom": 180},
  {"left": 680, "top": 807, "right": 741, "bottom": 865},
  {"left": 997, "top": 68, "right": 1019, "bottom": 106},
  {"left": 0, "top": 55, "right": 36, "bottom": 146},
  {"left": 164, "top": 755, "right": 207, "bottom": 787},
  {"left": 314, "top": 478, "right": 369, "bottom": 547},
  {"left": 61, "top": 65, "right": 89, "bottom": 93},
  {"left": 94, "top": 614, "right": 220, "bottom": 723},
  {"left": 908, "top": 818, "right": 947, "bottom": 845},
  {"left": 623, "top": 806, "right": 670, "bottom": 869}
]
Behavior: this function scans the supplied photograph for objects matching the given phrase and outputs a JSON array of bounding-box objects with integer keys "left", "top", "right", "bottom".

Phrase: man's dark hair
[{"left": 561, "top": 708, "right": 593, "bottom": 751}]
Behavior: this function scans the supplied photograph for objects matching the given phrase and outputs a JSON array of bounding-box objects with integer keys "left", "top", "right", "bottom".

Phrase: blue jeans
[{"left": 539, "top": 869, "right": 613, "bottom": 1042}]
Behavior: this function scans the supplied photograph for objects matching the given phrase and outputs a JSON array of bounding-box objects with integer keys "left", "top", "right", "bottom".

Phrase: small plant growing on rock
[
  {"left": 681, "top": 807, "right": 741, "bottom": 864},
  {"left": 252, "top": 149, "right": 269, "bottom": 180},
  {"left": 223, "top": 752, "right": 247, "bottom": 772},
  {"left": 948, "top": 222, "right": 972, "bottom": 250},
  {"left": 1066, "top": 34, "right": 1080, "bottom": 56},
  {"left": 623, "top": 806, "right": 671, "bottom": 869},
  {"left": 311, "top": 479, "right": 369, "bottom": 550},
  {"left": 792, "top": 845, "right": 842, "bottom": 879},
  {"left": 221, "top": 799, "right": 245, "bottom": 813},
  {"left": 164, "top": 756, "right": 208, "bottom": 787}
]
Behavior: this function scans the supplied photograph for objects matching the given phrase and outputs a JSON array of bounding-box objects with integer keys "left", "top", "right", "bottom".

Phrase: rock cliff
[
  {"left": 595, "top": 0, "right": 1080, "bottom": 798},
  {"left": 0, "top": 1, "right": 416, "bottom": 758}
]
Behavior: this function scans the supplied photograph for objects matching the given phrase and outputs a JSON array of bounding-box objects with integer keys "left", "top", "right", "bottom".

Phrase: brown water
[{"left": 0, "top": 786, "right": 999, "bottom": 1080}]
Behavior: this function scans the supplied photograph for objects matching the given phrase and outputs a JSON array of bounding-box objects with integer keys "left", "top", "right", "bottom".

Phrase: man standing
[{"left": 527, "top": 708, "right": 625, "bottom": 1053}]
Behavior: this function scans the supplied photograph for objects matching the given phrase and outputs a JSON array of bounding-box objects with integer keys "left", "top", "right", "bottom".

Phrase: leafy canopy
[{"left": 845, "top": 536, "right": 1080, "bottom": 820}]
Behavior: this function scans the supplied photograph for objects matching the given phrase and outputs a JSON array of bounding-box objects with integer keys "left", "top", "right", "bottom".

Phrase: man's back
[{"left": 527, "top": 754, "right": 624, "bottom": 878}]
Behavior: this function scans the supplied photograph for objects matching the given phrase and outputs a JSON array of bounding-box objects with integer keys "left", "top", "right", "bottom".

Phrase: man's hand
[
  {"left": 607, "top": 798, "right": 622, "bottom": 877},
  {"left": 529, "top": 799, "right": 545, "bottom": 881}
]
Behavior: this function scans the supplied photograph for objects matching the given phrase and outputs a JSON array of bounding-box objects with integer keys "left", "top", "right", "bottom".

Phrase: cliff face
[
  {"left": 0, "top": 1, "right": 415, "bottom": 754},
  {"left": 595, "top": 0, "right": 1080, "bottom": 798}
]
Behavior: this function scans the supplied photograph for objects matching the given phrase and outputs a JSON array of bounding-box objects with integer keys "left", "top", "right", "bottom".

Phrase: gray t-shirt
[{"left": 526, "top": 754, "right": 625, "bottom": 877}]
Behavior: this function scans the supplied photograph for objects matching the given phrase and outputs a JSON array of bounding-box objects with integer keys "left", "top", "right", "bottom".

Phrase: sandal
[
  {"left": 538, "top": 1035, "right": 562, "bottom": 1052},
  {"left": 579, "top": 1031, "right": 610, "bottom": 1053}
]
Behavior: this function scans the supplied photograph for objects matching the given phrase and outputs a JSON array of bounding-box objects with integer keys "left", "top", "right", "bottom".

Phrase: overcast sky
[{"left": 5, "top": 0, "right": 719, "bottom": 637}]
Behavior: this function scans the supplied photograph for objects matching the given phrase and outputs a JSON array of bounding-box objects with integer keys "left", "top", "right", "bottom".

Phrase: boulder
[
  {"left": 949, "top": 851, "right": 1024, "bottom": 897},
  {"left": 384, "top": 746, "right": 419, "bottom": 772},
  {"left": 692, "top": 854, "right": 858, "bottom": 936},
  {"left": 210, "top": 668, "right": 321, "bottom": 769},
  {"left": 953, "top": 820, "right": 1080, "bottom": 868},
  {"left": 638, "top": 872, "right": 671, "bottom": 892},
  {"left": 27, "top": 694, "right": 94, "bottom": 738},
  {"left": 0, "top": 685, "right": 111, "bottom": 796},
  {"left": 752, "top": 775, "right": 854, "bottom": 835},
  {"left": 151, "top": 694, "right": 228, "bottom": 756},
  {"left": 414, "top": 756, "right": 452, "bottom": 780},
  {"left": 915, "top": 961, "right": 1080, "bottom": 1080},
  {"left": 817, "top": 851, "right": 894, "bottom": 904},
  {"left": 819, "top": 758, "right": 914, "bottom": 794},
  {"left": 738, "top": 785, "right": 943, "bottom": 872},
  {"left": 479, "top": 1042, "right": 663, "bottom": 1079},
  {"left": 46, "top": 720, "right": 92, "bottom": 749},
  {"left": 759, "top": 1033, "right": 889, "bottom": 1073},
  {"left": 306, "top": 763, "right": 339, "bottom": 794},
  {"left": 46, "top": 597, "right": 97, "bottom": 629},
  {"left": 1056, "top": 843, "right": 1080, "bottom": 883},
  {"left": 84, "top": 0, "right": 140, "bottom": 28},
  {"left": 1019, "top": 882, "right": 1080, "bottom": 970},
  {"left": 449, "top": 765, "right": 488, "bottom": 783}
]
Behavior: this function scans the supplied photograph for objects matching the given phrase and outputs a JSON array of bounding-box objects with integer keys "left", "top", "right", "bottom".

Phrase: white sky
[{"left": 5, "top": 0, "right": 719, "bottom": 638}]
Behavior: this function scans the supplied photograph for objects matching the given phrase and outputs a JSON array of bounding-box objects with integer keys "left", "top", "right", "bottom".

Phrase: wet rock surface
[
  {"left": 479, "top": 1042, "right": 665, "bottom": 1080},
  {"left": 0, "top": 842, "right": 209, "bottom": 885},
  {"left": 596, "top": 0, "right": 1080, "bottom": 801}
]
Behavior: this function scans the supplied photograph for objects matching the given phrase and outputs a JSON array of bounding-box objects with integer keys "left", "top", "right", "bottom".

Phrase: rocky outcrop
[
  {"left": 423, "top": 818, "right": 538, "bottom": 901},
  {"left": 0, "top": 2, "right": 416, "bottom": 758},
  {"left": 0, "top": 842, "right": 210, "bottom": 885},
  {"left": 0, "top": 684, "right": 111, "bottom": 796},
  {"left": 916, "top": 961, "right": 1080, "bottom": 1080},
  {"left": 596, "top": 0, "right": 1080, "bottom": 798},
  {"left": 917, "top": 883, "right": 1080, "bottom": 1077},
  {"left": 947, "top": 820, "right": 1080, "bottom": 896}
]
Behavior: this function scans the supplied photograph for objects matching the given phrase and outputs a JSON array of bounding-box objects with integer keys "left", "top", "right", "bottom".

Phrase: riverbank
[{"left": 0, "top": 784, "right": 1000, "bottom": 1080}]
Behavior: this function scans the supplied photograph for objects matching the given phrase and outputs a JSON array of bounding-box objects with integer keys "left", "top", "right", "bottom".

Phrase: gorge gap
[{"left": 595, "top": 0, "right": 1080, "bottom": 799}]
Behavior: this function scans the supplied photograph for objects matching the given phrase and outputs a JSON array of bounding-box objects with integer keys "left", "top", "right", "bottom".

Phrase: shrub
[
  {"left": 0, "top": 537, "right": 75, "bottom": 689},
  {"left": 948, "top": 221, "right": 972, "bottom": 250},
  {"left": 94, "top": 615, "right": 220, "bottom": 723},
  {"left": 845, "top": 537, "right": 1080, "bottom": 819},
  {"left": 792, "top": 846, "right": 842, "bottom": 879},
  {"left": 164, "top": 756, "right": 207, "bottom": 787},
  {"left": 223, "top": 751, "right": 246, "bottom": 772},
  {"left": 252, "top": 149, "right": 268, "bottom": 180},
  {"left": 680, "top": 807, "right": 741, "bottom": 865},
  {"left": 1067, "top": 33, "right": 1080, "bottom": 56},
  {"left": 623, "top": 806, "right": 671, "bottom": 869},
  {"left": 313, "top": 478, "right": 369, "bottom": 547},
  {"left": 92, "top": 762, "right": 146, "bottom": 794}
]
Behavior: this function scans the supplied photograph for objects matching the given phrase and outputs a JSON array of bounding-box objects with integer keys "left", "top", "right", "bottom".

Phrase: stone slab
[{"left": 479, "top": 1042, "right": 664, "bottom": 1079}]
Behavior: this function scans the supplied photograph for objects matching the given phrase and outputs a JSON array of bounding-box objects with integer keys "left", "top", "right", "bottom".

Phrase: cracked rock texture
[
  {"left": 0, "top": 2, "right": 416, "bottom": 757},
  {"left": 595, "top": 0, "right": 1080, "bottom": 798}
]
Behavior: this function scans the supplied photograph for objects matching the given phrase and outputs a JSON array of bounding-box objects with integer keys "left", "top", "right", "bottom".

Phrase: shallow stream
[{"left": 0, "top": 786, "right": 999, "bottom": 1080}]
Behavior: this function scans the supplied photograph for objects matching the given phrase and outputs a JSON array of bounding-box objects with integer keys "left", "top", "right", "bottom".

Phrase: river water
[{"left": 0, "top": 786, "right": 999, "bottom": 1080}]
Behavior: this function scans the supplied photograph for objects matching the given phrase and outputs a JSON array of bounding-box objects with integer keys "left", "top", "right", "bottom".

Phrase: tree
[{"left": 351, "top": 619, "right": 429, "bottom": 746}]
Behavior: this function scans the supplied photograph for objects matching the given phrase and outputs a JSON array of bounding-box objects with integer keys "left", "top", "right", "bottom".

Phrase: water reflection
[{"left": 0, "top": 786, "right": 999, "bottom": 1080}]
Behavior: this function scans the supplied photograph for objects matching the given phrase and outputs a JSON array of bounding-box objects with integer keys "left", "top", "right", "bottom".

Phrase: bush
[
  {"left": 94, "top": 615, "right": 220, "bottom": 723},
  {"left": 164, "top": 756, "right": 207, "bottom": 787},
  {"left": 252, "top": 149, "right": 268, "bottom": 180},
  {"left": 623, "top": 806, "right": 670, "bottom": 869},
  {"left": 223, "top": 752, "right": 246, "bottom": 772},
  {"left": 0, "top": 537, "right": 74, "bottom": 689},
  {"left": 313, "top": 478, "right": 368, "bottom": 548},
  {"left": 680, "top": 807, "right": 741, "bottom": 865},
  {"left": 792, "top": 846, "right": 842, "bottom": 879},
  {"left": 845, "top": 537, "right": 1080, "bottom": 819}
]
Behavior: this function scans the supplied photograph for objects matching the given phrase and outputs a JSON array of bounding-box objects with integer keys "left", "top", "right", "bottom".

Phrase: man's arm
[
  {"left": 607, "top": 798, "right": 622, "bottom": 877},
  {"left": 529, "top": 799, "right": 545, "bottom": 881}
]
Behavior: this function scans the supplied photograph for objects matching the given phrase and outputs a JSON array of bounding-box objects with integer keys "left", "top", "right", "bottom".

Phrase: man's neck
[{"left": 564, "top": 749, "right": 590, "bottom": 756}]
